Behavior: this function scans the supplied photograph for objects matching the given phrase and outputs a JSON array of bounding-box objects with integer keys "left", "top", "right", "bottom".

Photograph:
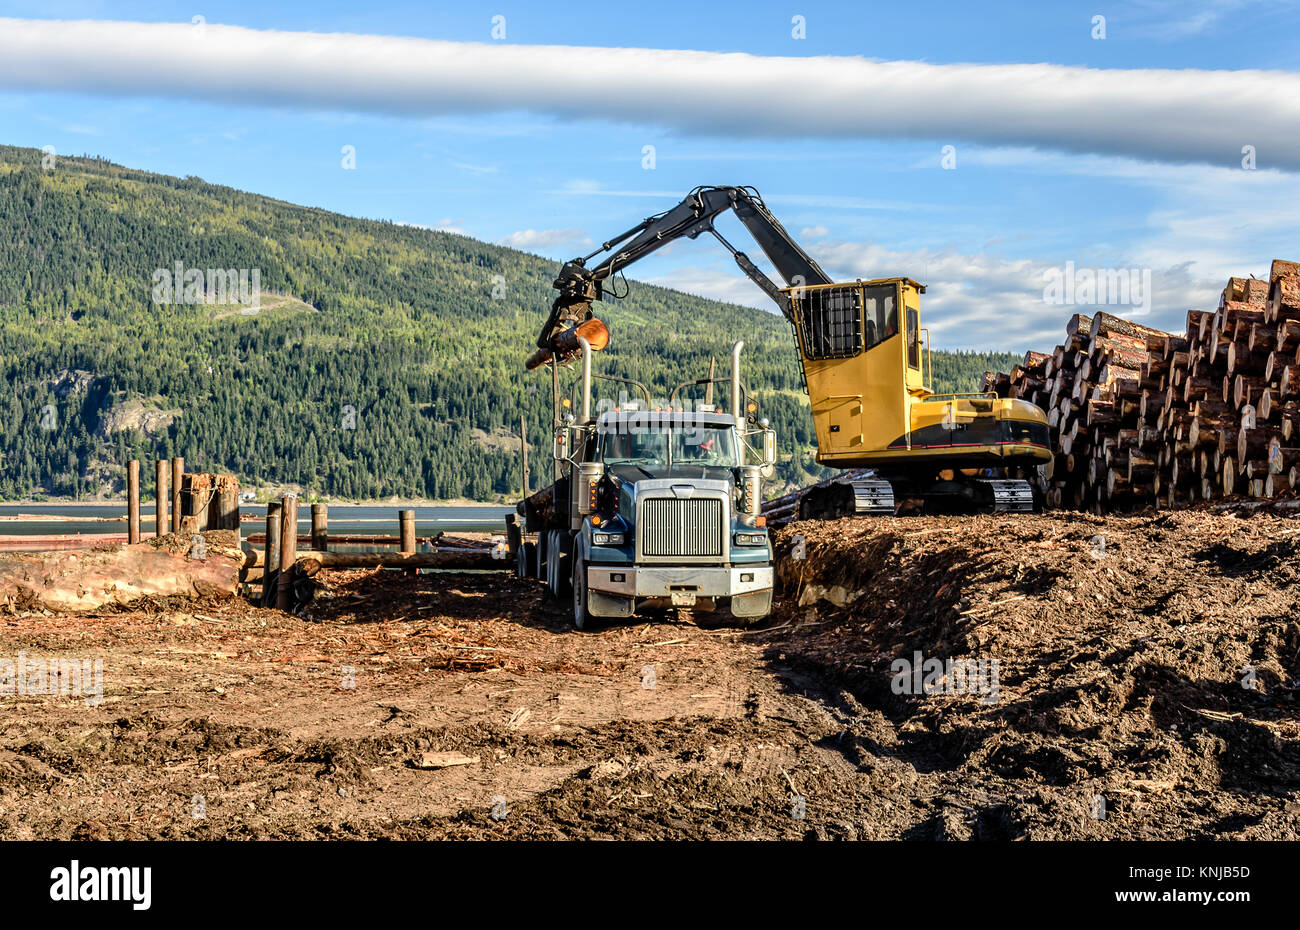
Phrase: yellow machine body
[{"left": 785, "top": 278, "right": 1051, "bottom": 471}]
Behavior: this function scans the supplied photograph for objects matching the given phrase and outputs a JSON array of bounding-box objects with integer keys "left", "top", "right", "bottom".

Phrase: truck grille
[{"left": 639, "top": 498, "right": 724, "bottom": 558}]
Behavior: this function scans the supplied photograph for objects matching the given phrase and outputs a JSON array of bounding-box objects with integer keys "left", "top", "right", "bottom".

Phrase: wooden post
[
  {"left": 155, "top": 460, "right": 169, "bottom": 539},
  {"left": 263, "top": 500, "right": 281, "bottom": 607},
  {"left": 311, "top": 503, "right": 329, "bottom": 552},
  {"left": 170, "top": 456, "right": 184, "bottom": 534},
  {"left": 127, "top": 460, "right": 140, "bottom": 545},
  {"left": 277, "top": 496, "right": 298, "bottom": 611},
  {"left": 216, "top": 482, "right": 240, "bottom": 531},
  {"left": 399, "top": 509, "right": 417, "bottom": 554},
  {"left": 520, "top": 415, "right": 530, "bottom": 498}
]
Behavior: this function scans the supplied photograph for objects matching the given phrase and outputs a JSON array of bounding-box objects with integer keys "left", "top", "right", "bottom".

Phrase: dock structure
[{"left": 3, "top": 457, "right": 507, "bottom": 611}]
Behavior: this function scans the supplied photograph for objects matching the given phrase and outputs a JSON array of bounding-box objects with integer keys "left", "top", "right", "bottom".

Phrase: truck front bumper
[{"left": 587, "top": 564, "right": 773, "bottom": 599}]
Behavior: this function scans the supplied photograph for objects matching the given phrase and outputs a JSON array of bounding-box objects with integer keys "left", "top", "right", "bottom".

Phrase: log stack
[{"left": 985, "top": 259, "right": 1300, "bottom": 511}]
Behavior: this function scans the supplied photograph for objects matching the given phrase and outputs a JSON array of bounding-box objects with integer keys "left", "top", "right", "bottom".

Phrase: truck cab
[{"left": 512, "top": 340, "right": 777, "bottom": 630}]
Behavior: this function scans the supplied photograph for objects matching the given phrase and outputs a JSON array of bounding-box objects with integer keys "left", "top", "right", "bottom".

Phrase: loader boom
[{"left": 536, "top": 185, "right": 831, "bottom": 349}]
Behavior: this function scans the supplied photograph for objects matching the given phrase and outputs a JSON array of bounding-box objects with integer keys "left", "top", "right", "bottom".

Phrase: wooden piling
[
  {"left": 216, "top": 484, "right": 240, "bottom": 531},
  {"left": 170, "top": 456, "right": 184, "bottom": 534},
  {"left": 127, "top": 460, "right": 140, "bottom": 545},
  {"left": 399, "top": 509, "right": 417, "bottom": 554},
  {"left": 263, "top": 500, "right": 281, "bottom": 607},
  {"left": 311, "top": 504, "right": 329, "bottom": 551},
  {"left": 155, "top": 460, "right": 169, "bottom": 539},
  {"left": 277, "top": 496, "right": 298, "bottom": 611}
]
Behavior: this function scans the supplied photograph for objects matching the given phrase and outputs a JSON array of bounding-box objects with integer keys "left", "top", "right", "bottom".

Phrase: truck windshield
[{"left": 599, "top": 422, "right": 739, "bottom": 467}]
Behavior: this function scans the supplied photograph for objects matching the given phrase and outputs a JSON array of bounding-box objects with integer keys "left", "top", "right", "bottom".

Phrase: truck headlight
[
  {"left": 733, "top": 532, "right": 767, "bottom": 547},
  {"left": 593, "top": 532, "right": 626, "bottom": 547}
]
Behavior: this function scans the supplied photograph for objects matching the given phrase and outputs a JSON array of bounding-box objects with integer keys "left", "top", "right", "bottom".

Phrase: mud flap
[
  {"left": 729, "top": 589, "right": 773, "bottom": 618},
  {"left": 588, "top": 589, "right": 634, "bottom": 618}
]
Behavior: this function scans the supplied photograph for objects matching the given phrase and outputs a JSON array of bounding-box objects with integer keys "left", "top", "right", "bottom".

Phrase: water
[{"left": 0, "top": 503, "right": 515, "bottom": 546}]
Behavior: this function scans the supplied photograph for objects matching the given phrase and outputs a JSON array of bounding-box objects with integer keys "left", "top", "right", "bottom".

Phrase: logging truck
[{"left": 510, "top": 339, "right": 778, "bottom": 630}]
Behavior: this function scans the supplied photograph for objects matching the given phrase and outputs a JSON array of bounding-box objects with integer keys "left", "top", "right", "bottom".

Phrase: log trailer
[
  {"left": 527, "top": 185, "right": 1052, "bottom": 518},
  {"left": 511, "top": 339, "right": 778, "bottom": 629}
]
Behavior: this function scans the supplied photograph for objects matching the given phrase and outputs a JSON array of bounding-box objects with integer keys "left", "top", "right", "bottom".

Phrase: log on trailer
[{"left": 0, "top": 531, "right": 241, "bottom": 612}]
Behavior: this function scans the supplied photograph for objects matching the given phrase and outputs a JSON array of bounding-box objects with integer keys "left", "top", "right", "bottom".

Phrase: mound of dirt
[
  {"left": 1, "top": 511, "right": 1297, "bottom": 841},
  {"left": 767, "top": 509, "right": 1300, "bottom": 838}
]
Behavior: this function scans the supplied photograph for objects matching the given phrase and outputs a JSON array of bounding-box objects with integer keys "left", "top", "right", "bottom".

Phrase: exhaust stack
[
  {"left": 579, "top": 337, "right": 593, "bottom": 424},
  {"left": 731, "top": 340, "right": 744, "bottom": 422}
]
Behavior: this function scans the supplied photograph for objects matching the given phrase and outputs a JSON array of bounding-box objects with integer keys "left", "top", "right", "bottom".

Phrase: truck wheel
[
  {"left": 571, "top": 556, "right": 593, "bottom": 631},
  {"left": 544, "top": 531, "right": 559, "bottom": 597},
  {"left": 515, "top": 542, "right": 532, "bottom": 580},
  {"left": 546, "top": 530, "right": 572, "bottom": 597}
]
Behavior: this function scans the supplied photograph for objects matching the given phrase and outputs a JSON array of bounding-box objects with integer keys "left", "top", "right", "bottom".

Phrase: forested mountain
[{"left": 0, "top": 145, "right": 1017, "bottom": 501}]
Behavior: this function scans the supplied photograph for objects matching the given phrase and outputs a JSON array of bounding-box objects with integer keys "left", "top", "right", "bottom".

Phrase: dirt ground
[{"left": 1, "top": 506, "right": 1298, "bottom": 840}]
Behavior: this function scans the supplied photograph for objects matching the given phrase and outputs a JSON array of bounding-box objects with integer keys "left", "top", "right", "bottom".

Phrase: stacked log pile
[{"left": 985, "top": 259, "right": 1300, "bottom": 511}]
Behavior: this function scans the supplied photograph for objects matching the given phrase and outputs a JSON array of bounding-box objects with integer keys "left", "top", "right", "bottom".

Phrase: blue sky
[{"left": 1, "top": 1, "right": 1298, "bottom": 349}]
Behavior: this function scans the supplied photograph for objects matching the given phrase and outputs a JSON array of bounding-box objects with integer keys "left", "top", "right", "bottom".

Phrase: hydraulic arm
[{"left": 533, "top": 186, "right": 830, "bottom": 360}]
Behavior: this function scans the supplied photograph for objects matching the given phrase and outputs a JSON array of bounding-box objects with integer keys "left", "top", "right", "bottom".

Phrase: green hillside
[{"left": 0, "top": 145, "right": 1017, "bottom": 501}]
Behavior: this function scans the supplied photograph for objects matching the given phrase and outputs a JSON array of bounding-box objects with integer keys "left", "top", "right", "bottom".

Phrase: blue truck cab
[{"left": 513, "top": 340, "right": 778, "bottom": 630}]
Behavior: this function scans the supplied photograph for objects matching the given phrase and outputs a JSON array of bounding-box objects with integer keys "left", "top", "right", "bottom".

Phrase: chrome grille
[{"left": 639, "top": 498, "right": 724, "bottom": 558}]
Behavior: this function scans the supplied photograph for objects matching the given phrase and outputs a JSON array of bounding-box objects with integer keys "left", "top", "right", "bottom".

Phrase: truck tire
[
  {"left": 544, "top": 531, "right": 559, "bottom": 597},
  {"left": 546, "top": 530, "right": 572, "bottom": 598},
  {"left": 515, "top": 542, "right": 534, "bottom": 580},
  {"left": 544, "top": 530, "right": 571, "bottom": 598},
  {"left": 571, "top": 556, "right": 593, "bottom": 631}
]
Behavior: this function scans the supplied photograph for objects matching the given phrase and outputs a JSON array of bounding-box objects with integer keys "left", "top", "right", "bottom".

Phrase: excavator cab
[{"left": 784, "top": 277, "right": 1051, "bottom": 512}]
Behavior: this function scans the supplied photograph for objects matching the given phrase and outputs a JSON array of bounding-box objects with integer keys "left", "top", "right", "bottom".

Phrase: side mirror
[{"left": 761, "top": 428, "right": 777, "bottom": 479}]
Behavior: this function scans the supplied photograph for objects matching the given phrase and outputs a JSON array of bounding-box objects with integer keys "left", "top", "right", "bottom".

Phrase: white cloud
[
  {"left": 1122, "top": 0, "right": 1293, "bottom": 39},
  {"left": 650, "top": 248, "right": 1222, "bottom": 351},
  {"left": 800, "top": 226, "right": 829, "bottom": 239},
  {"left": 1, "top": 18, "right": 1298, "bottom": 169},
  {"left": 450, "top": 161, "right": 498, "bottom": 175},
  {"left": 497, "top": 227, "right": 591, "bottom": 250}
]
